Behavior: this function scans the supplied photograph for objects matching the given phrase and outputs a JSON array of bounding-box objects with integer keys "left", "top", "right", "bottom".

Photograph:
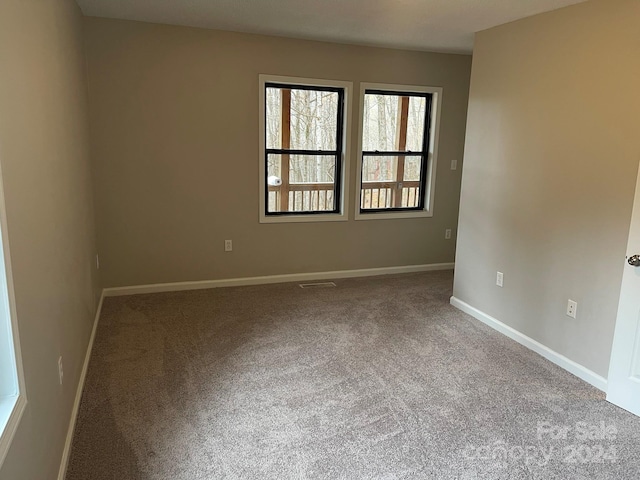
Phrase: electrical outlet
[
  {"left": 224, "top": 239, "right": 233, "bottom": 252},
  {"left": 58, "top": 356, "right": 64, "bottom": 385},
  {"left": 96, "top": 254, "right": 100, "bottom": 270},
  {"left": 451, "top": 159, "right": 458, "bottom": 170},
  {"left": 566, "top": 299, "right": 577, "bottom": 319},
  {"left": 445, "top": 228, "right": 452, "bottom": 240},
  {"left": 496, "top": 271, "right": 504, "bottom": 287}
]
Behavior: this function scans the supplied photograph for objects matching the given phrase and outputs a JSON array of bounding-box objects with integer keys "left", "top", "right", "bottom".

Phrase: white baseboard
[
  {"left": 57, "top": 291, "right": 105, "bottom": 480},
  {"left": 450, "top": 296, "right": 608, "bottom": 393},
  {"left": 103, "top": 263, "right": 455, "bottom": 297}
]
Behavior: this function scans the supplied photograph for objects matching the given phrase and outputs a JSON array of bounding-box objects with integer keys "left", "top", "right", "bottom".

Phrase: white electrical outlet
[
  {"left": 445, "top": 229, "right": 452, "bottom": 240},
  {"left": 567, "top": 299, "right": 577, "bottom": 319},
  {"left": 451, "top": 159, "right": 458, "bottom": 170},
  {"left": 224, "top": 239, "right": 233, "bottom": 252},
  {"left": 58, "top": 356, "right": 64, "bottom": 385},
  {"left": 496, "top": 271, "right": 504, "bottom": 287}
]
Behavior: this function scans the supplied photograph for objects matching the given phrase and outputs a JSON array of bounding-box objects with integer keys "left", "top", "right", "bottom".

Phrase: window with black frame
[
  {"left": 359, "top": 89, "right": 433, "bottom": 212},
  {"left": 264, "top": 83, "right": 345, "bottom": 215}
]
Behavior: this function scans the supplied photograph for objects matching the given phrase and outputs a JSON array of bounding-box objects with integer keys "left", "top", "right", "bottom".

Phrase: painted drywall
[
  {"left": 84, "top": 18, "right": 472, "bottom": 288},
  {"left": 454, "top": 0, "right": 640, "bottom": 378},
  {"left": 0, "top": 1, "right": 100, "bottom": 479}
]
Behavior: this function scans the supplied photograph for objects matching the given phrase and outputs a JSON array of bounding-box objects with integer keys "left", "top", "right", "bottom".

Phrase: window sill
[
  {"left": 260, "top": 213, "right": 348, "bottom": 224},
  {"left": 0, "top": 394, "right": 26, "bottom": 467},
  {"left": 355, "top": 209, "right": 433, "bottom": 221}
]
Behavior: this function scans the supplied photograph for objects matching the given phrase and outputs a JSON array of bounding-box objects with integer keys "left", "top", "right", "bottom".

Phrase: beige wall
[
  {"left": 454, "top": 0, "right": 640, "bottom": 378},
  {"left": 84, "top": 18, "right": 472, "bottom": 288},
  {"left": 0, "top": 1, "right": 100, "bottom": 479}
]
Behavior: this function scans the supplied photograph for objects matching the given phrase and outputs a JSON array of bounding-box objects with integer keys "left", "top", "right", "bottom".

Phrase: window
[
  {"left": 0, "top": 169, "right": 24, "bottom": 467},
  {"left": 259, "top": 75, "right": 352, "bottom": 223},
  {"left": 356, "top": 84, "right": 442, "bottom": 219}
]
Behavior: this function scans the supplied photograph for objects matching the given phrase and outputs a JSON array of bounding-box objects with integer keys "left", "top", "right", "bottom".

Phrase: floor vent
[{"left": 299, "top": 281, "right": 337, "bottom": 289}]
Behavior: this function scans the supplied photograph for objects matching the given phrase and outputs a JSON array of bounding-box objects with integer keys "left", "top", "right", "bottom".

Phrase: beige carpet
[{"left": 66, "top": 271, "right": 640, "bottom": 479}]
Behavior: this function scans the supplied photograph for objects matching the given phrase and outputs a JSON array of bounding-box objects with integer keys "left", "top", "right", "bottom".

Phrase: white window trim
[
  {"left": 0, "top": 155, "right": 27, "bottom": 468},
  {"left": 258, "top": 74, "right": 352, "bottom": 224},
  {"left": 354, "top": 82, "right": 443, "bottom": 221}
]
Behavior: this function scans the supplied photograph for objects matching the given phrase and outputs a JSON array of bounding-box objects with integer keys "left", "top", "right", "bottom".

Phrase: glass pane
[
  {"left": 290, "top": 89, "right": 338, "bottom": 150},
  {"left": 289, "top": 154, "right": 336, "bottom": 184},
  {"left": 266, "top": 154, "right": 337, "bottom": 213},
  {"left": 266, "top": 86, "right": 339, "bottom": 151},
  {"left": 361, "top": 156, "right": 397, "bottom": 183},
  {"left": 362, "top": 92, "right": 427, "bottom": 152},
  {"left": 406, "top": 96, "right": 426, "bottom": 152},
  {"left": 360, "top": 155, "right": 423, "bottom": 210},
  {"left": 266, "top": 153, "right": 281, "bottom": 179},
  {"left": 265, "top": 87, "right": 282, "bottom": 149},
  {"left": 362, "top": 94, "right": 399, "bottom": 151},
  {"left": 403, "top": 156, "right": 422, "bottom": 181},
  {"left": 361, "top": 155, "right": 422, "bottom": 183}
]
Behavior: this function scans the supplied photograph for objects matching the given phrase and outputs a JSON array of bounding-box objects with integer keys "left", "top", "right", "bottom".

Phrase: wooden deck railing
[
  {"left": 268, "top": 182, "right": 335, "bottom": 212},
  {"left": 360, "top": 180, "right": 420, "bottom": 209},
  {"left": 268, "top": 180, "right": 420, "bottom": 212}
]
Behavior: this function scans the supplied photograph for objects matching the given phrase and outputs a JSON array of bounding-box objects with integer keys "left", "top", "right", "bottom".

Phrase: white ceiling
[{"left": 76, "top": 0, "right": 586, "bottom": 54}]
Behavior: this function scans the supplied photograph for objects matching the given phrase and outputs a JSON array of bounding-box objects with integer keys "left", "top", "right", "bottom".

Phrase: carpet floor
[{"left": 66, "top": 271, "right": 640, "bottom": 479}]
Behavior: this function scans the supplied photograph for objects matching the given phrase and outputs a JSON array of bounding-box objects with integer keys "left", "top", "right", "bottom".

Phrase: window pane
[
  {"left": 0, "top": 311, "right": 16, "bottom": 396},
  {"left": 267, "top": 152, "right": 281, "bottom": 179},
  {"left": 361, "top": 155, "right": 422, "bottom": 183},
  {"left": 362, "top": 94, "right": 399, "bottom": 151},
  {"left": 362, "top": 93, "right": 427, "bottom": 152},
  {"left": 266, "top": 86, "right": 339, "bottom": 151},
  {"left": 290, "top": 89, "right": 338, "bottom": 150},
  {"left": 361, "top": 155, "right": 397, "bottom": 183},
  {"left": 266, "top": 153, "right": 336, "bottom": 213},
  {"left": 265, "top": 87, "right": 282, "bottom": 149},
  {"left": 289, "top": 154, "right": 335, "bottom": 184},
  {"left": 360, "top": 154, "right": 423, "bottom": 210},
  {"left": 403, "top": 156, "right": 422, "bottom": 182},
  {"left": 406, "top": 96, "right": 426, "bottom": 152}
]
